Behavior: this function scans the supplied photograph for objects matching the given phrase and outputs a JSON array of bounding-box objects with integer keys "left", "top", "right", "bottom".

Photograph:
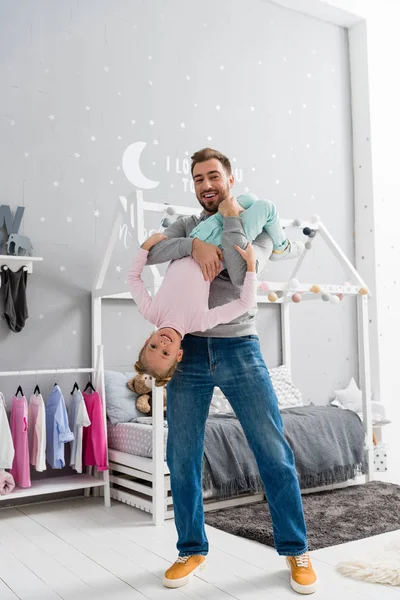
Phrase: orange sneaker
[
  {"left": 286, "top": 553, "right": 318, "bottom": 594},
  {"left": 163, "top": 555, "right": 206, "bottom": 588}
]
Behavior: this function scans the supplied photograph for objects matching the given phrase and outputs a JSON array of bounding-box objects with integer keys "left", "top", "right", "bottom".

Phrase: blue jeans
[{"left": 166, "top": 334, "right": 308, "bottom": 557}]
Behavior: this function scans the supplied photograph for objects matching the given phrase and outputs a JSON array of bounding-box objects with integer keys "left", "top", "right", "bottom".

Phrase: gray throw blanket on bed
[{"left": 203, "top": 406, "right": 367, "bottom": 497}]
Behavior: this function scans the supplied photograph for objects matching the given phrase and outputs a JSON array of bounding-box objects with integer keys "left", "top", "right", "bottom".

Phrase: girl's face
[{"left": 143, "top": 328, "right": 183, "bottom": 374}]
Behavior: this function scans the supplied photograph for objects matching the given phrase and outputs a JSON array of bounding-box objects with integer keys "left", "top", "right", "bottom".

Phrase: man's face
[{"left": 192, "top": 158, "right": 234, "bottom": 215}]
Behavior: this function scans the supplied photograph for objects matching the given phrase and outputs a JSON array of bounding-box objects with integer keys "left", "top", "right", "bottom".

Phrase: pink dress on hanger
[
  {"left": 10, "top": 395, "right": 31, "bottom": 488},
  {"left": 82, "top": 391, "right": 108, "bottom": 471}
]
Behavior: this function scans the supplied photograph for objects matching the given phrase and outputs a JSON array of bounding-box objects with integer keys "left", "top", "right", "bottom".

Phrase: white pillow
[
  {"left": 334, "top": 377, "right": 362, "bottom": 412},
  {"left": 209, "top": 387, "right": 234, "bottom": 415},
  {"left": 269, "top": 365, "right": 303, "bottom": 409}
]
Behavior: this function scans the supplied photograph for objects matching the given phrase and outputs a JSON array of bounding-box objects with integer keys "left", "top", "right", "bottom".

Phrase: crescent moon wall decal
[{"left": 122, "top": 141, "right": 160, "bottom": 189}]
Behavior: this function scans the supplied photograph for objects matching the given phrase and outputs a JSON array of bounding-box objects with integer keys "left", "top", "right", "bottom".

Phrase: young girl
[
  {"left": 128, "top": 238, "right": 256, "bottom": 387},
  {"left": 190, "top": 192, "right": 304, "bottom": 260}
]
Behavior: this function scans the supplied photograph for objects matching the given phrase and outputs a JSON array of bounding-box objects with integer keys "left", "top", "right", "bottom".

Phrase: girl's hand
[
  {"left": 141, "top": 233, "right": 168, "bottom": 251},
  {"left": 235, "top": 243, "right": 256, "bottom": 272}
]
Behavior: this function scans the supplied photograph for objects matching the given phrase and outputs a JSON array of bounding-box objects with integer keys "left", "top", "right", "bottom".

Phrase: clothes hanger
[
  {"left": 34, "top": 384, "right": 41, "bottom": 395},
  {"left": 70, "top": 381, "right": 80, "bottom": 394},
  {"left": 83, "top": 380, "right": 96, "bottom": 393},
  {"left": 16, "top": 385, "right": 24, "bottom": 397}
]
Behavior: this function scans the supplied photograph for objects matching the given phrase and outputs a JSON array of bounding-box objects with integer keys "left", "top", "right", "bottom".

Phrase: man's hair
[
  {"left": 135, "top": 342, "right": 180, "bottom": 387},
  {"left": 191, "top": 147, "right": 232, "bottom": 177}
]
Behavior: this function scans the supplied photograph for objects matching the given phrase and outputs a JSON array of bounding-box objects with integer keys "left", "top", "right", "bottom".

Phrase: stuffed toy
[{"left": 127, "top": 373, "right": 167, "bottom": 416}]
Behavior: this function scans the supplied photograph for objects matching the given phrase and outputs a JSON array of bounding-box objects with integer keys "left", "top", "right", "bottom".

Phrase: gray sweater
[{"left": 146, "top": 213, "right": 273, "bottom": 337}]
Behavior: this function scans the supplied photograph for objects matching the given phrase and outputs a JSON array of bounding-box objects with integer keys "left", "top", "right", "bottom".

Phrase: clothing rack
[{"left": 0, "top": 345, "right": 111, "bottom": 507}]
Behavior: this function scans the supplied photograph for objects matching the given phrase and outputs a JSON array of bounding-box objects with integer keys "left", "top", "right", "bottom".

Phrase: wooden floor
[{"left": 1, "top": 491, "right": 400, "bottom": 600}]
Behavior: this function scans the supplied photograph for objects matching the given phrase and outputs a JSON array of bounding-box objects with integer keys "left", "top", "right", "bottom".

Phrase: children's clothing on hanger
[
  {"left": 45, "top": 385, "right": 74, "bottom": 469},
  {"left": 28, "top": 393, "right": 46, "bottom": 472},
  {"left": 10, "top": 394, "right": 31, "bottom": 488},
  {"left": 1, "top": 266, "right": 29, "bottom": 333},
  {"left": 68, "top": 389, "right": 91, "bottom": 473},
  {"left": 82, "top": 390, "right": 108, "bottom": 472},
  {"left": 0, "top": 392, "right": 14, "bottom": 469}
]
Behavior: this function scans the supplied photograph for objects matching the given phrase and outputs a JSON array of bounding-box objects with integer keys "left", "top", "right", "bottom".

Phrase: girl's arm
[{"left": 127, "top": 248, "right": 154, "bottom": 320}]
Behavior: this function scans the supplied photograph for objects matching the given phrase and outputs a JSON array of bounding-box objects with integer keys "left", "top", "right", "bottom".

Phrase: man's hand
[
  {"left": 192, "top": 238, "right": 224, "bottom": 281},
  {"left": 141, "top": 233, "right": 168, "bottom": 251},
  {"left": 218, "top": 196, "right": 244, "bottom": 217}
]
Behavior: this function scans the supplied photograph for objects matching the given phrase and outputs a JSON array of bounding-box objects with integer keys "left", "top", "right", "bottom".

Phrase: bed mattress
[{"left": 107, "top": 421, "right": 167, "bottom": 459}]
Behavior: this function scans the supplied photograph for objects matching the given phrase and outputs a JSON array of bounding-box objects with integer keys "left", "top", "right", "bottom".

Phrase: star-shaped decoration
[
  {"left": 85, "top": 106, "right": 91, "bottom": 111},
  {"left": 194, "top": 103, "right": 198, "bottom": 108},
  {"left": 180, "top": 122, "right": 186, "bottom": 128},
  {"left": 186, "top": 75, "right": 191, "bottom": 80},
  {"left": 251, "top": 167, "right": 256, "bottom": 172},
  {"left": 94, "top": 210, "right": 100, "bottom": 217},
  {"left": 49, "top": 114, "right": 55, "bottom": 120},
  {"left": 116, "top": 266, "right": 122, "bottom": 273},
  {"left": 307, "top": 73, "right": 312, "bottom": 78},
  {"left": 90, "top": 136, "right": 96, "bottom": 141},
  {"left": 74, "top": 152, "right": 80, "bottom": 158},
  {"left": 66, "top": 216, "right": 72, "bottom": 223},
  {"left": 40, "top": 216, "right": 46, "bottom": 222},
  {"left": 53, "top": 181, "right": 59, "bottom": 187},
  {"left": 207, "top": 136, "right": 212, "bottom": 141},
  {"left": 216, "top": 105, "right": 221, "bottom": 111},
  {"left": 80, "top": 178, "right": 85, "bottom": 184},
  {"left": 153, "top": 140, "right": 159, "bottom": 145},
  {"left": 250, "top": 106, "right": 255, "bottom": 111},
  {"left": 149, "top": 120, "right": 155, "bottom": 126},
  {"left": 60, "top": 266, "right": 66, "bottom": 272}
]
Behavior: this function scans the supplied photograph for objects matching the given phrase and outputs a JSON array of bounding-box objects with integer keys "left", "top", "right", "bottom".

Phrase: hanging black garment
[{"left": 1, "top": 266, "right": 28, "bottom": 333}]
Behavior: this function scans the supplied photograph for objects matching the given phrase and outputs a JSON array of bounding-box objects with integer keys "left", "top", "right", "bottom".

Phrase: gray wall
[{"left": 0, "top": 0, "right": 356, "bottom": 406}]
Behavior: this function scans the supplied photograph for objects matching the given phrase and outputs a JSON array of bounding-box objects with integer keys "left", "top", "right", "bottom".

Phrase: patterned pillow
[{"left": 269, "top": 365, "right": 303, "bottom": 409}]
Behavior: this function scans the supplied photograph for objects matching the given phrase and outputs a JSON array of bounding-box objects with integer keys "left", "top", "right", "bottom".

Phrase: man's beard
[{"left": 197, "top": 184, "right": 230, "bottom": 214}]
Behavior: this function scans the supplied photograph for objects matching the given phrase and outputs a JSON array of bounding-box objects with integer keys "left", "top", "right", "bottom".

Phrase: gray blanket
[{"left": 203, "top": 405, "right": 367, "bottom": 498}]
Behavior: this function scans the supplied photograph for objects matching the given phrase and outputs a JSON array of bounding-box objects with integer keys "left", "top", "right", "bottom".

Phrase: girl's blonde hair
[{"left": 135, "top": 342, "right": 181, "bottom": 387}]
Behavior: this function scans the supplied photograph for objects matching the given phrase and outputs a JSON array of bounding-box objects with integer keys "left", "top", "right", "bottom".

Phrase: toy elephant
[{"left": 6, "top": 233, "right": 33, "bottom": 256}]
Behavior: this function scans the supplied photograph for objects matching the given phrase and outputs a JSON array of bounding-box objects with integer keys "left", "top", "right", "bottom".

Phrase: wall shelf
[{"left": 0, "top": 255, "right": 43, "bottom": 274}]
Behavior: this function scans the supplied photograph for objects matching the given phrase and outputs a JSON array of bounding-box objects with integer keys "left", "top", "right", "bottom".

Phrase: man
[{"left": 146, "top": 148, "right": 318, "bottom": 595}]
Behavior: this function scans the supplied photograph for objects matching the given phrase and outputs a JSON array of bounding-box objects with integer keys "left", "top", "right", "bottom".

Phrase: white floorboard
[{"left": 0, "top": 495, "right": 399, "bottom": 600}]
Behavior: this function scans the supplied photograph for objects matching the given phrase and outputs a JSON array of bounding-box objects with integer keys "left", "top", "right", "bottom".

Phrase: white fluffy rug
[{"left": 337, "top": 541, "right": 400, "bottom": 586}]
